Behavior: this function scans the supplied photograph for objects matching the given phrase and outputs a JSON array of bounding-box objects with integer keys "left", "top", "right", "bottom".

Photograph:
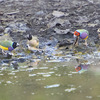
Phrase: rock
[
  {"left": 4, "top": 27, "right": 12, "bottom": 33},
  {"left": 0, "top": 0, "right": 4, "bottom": 2},
  {"left": 17, "top": 58, "right": 26, "bottom": 63},
  {"left": 97, "top": 28, "right": 100, "bottom": 39},
  {"left": 97, "top": 28, "right": 100, "bottom": 32},
  {"left": 7, "top": 53, "right": 12, "bottom": 59},
  {"left": 87, "top": 0, "right": 94, "bottom": 3},
  {"left": 58, "top": 39, "right": 73, "bottom": 47},
  {"left": 11, "top": 61, "right": 19, "bottom": 70},
  {"left": 5, "top": 22, "right": 29, "bottom": 33},
  {"left": 88, "top": 20, "right": 100, "bottom": 27},
  {"left": 0, "top": 11, "right": 4, "bottom": 16},
  {"left": 2, "top": 59, "right": 10, "bottom": 63},
  {"left": 47, "top": 18, "right": 65, "bottom": 28},
  {"left": 46, "top": 38, "right": 58, "bottom": 47},
  {"left": 6, "top": 11, "right": 20, "bottom": 15},
  {"left": 35, "top": 10, "right": 45, "bottom": 16},
  {"left": 52, "top": 11, "right": 65, "bottom": 17},
  {"left": 88, "top": 23, "right": 97, "bottom": 27},
  {"left": 89, "top": 41, "right": 96, "bottom": 47},
  {"left": 0, "top": 26, "right": 4, "bottom": 32},
  {"left": 77, "top": 16, "right": 89, "bottom": 24},
  {"left": 62, "top": 20, "right": 71, "bottom": 27},
  {"left": 54, "top": 28, "right": 70, "bottom": 34}
]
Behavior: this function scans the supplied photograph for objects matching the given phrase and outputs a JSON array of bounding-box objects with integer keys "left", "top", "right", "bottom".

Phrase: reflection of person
[
  {"left": 75, "top": 64, "right": 89, "bottom": 73},
  {"left": 73, "top": 29, "right": 89, "bottom": 46}
]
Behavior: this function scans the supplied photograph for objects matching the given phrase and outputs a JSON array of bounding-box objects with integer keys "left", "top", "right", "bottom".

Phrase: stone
[
  {"left": 47, "top": 18, "right": 64, "bottom": 28},
  {"left": 54, "top": 28, "right": 70, "bottom": 34},
  {"left": 0, "top": 26, "right": 4, "bottom": 32},
  {"left": 52, "top": 11, "right": 65, "bottom": 17},
  {"left": 35, "top": 10, "right": 45, "bottom": 16}
]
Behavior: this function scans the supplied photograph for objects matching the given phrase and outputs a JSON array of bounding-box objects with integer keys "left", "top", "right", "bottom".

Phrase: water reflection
[
  {"left": 65, "top": 88, "right": 76, "bottom": 92},
  {"left": 0, "top": 59, "right": 100, "bottom": 100},
  {"left": 44, "top": 84, "right": 60, "bottom": 88},
  {"left": 75, "top": 64, "right": 89, "bottom": 73}
]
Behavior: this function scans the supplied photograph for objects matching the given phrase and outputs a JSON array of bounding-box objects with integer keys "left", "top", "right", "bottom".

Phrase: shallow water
[{"left": 0, "top": 54, "right": 100, "bottom": 100}]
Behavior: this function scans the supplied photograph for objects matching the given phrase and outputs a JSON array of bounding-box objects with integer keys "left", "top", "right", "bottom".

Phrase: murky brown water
[{"left": 0, "top": 56, "right": 100, "bottom": 100}]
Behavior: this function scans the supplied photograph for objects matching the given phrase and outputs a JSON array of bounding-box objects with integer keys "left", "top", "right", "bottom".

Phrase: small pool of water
[{"left": 0, "top": 56, "right": 100, "bottom": 100}]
